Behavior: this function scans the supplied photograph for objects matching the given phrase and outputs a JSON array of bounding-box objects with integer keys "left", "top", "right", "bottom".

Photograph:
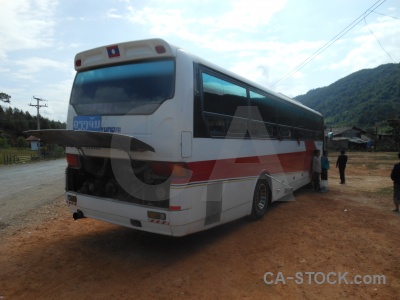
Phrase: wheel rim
[{"left": 256, "top": 183, "right": 267, "bottom": 211}]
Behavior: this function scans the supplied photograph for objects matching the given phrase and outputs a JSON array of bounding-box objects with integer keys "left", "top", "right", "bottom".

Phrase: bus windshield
[{"left": 70, "top": 59, "right": 175, "bottom": 115}]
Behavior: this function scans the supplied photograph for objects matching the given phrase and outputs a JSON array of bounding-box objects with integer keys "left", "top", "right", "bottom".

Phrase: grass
[
  {"left": 375, "top": 186, "right": 394, "bottom": 196},
  {"left": 0, "top": 147, "right": 39, "bottom": 164},
  {"left": 1, "top": 145, "right": 65, "bottom": 165},
  {"left": 0, "top": 147, "right": 37, "bottom": 155}
]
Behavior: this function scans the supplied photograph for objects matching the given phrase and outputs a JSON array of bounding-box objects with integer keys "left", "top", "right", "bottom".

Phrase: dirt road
[
  {"left": 0, "top": 159, "right": 65, "bottom": 228},
  {"left": 0, "top": 152, "right": 399, "bottom": 299}
]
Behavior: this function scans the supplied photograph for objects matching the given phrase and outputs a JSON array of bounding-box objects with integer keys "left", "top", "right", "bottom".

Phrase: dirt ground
[{"left": 0, "top": 152, "right": 399, "bottom": 299}]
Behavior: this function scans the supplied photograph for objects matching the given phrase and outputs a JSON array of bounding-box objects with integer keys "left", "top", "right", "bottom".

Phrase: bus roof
[
  {"left": 186, "top": 49, "right": 322, "bottom": 117},
  {"left": 74, "top": 38, "right": 177, "bottom": 71},
  {"left": 74, "top": 38, "right": 322, "bottom": 117}
]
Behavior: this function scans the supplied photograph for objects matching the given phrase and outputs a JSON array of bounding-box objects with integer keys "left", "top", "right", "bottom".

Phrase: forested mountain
[{"left": 295, "top": 63, "right": 400, "bottom": 129}]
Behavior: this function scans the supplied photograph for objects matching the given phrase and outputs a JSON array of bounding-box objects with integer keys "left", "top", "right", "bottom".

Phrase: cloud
[
  {"left": 125, "top": 6, "right": 194, "bottom": 36},
  {"left": 116, "top": 1, "right": 286, "bottom": 43},
  {"left": 200, "top": 0, "right": 287, "bottom": 32},
  {"left": 228, "top": 39, "right": 324, "bottom": 89},
  {"left": 323, "top": 15, "right": 400, "bottom": 73},
  {"left": 106, "top": 8, "right": 124, "bottom": 19},
  {"left": 11, "top": 57, "right": 69, "bottom": 82},
  {"left": 37, "top": 78, "right": 73, "bottom": 122},
  {"left": 5, "top": 76, "right": 73, "bottom": 123},
  {"left": 0, "top": 0, "right": 58, "bottom": 59}
]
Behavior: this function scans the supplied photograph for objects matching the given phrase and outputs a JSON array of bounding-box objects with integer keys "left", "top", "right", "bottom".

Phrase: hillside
[{"left": 295, "top": 63, "right": 400, "bottom": 128}]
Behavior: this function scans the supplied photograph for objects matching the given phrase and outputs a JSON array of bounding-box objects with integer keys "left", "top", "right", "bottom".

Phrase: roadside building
[
  {"left": 26, "top": 135, "right": 41, "bottom": 151},
  {"left": 325, "top": 126, "right": 370, "bottom": 150}
]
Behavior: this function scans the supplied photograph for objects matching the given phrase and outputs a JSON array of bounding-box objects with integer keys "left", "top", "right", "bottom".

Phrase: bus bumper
[{"left": 65, "top": 192, "right": 191, "bottom": 237}]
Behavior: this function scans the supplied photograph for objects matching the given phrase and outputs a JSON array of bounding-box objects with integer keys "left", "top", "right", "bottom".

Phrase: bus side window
[
  {"left": 201, "top": 71, "right": 247, "bottom": 138},
  {"left": 249, "top": 120, "right": 275, "bottom": 139},
  {"left": 249, "top": 90, "right": 277, "bottom": 140},
  {"left": 205, "top": 114, "right": 228, "bottom": 136}
]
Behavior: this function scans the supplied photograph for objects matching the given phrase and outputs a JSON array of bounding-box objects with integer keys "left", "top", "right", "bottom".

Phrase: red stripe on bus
[{"left": 172, "top": 148, "right": 316, "bottom": 184}]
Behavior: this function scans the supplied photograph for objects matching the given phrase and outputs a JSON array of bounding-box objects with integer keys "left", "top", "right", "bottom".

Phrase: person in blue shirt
[{"left": 321, "top": 150, "right": 330, "bottom": 192}]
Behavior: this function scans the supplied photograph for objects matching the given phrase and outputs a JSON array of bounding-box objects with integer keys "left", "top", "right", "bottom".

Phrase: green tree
[
  {"left": 387, "top": 119, "right": 400, "bottom": 144},
  {"left": 15, "top": 136, "right": 28, "bottom": 149},
  {"left": 4, "top": 107, "right": 14, "bottom": 131},
  {"left": 0, "top": 92, "right": 11, "bottom": 103},
  {"left": 0, "top": 103, "right": 66, "bottom": 134},
  {"left": 0, "top": 137, "right": 10, "bottom": 148}
]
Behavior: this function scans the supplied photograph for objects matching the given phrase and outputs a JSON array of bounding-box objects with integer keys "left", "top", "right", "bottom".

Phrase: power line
[
  {"left": 271, "top": 0, "right": 387, "bottom": 88},
  {"left": 364, "top": 11, "right": 396, "bottom": 63},
  {"left": 370, "top": 10, "right": 400, "bottom": 20}
]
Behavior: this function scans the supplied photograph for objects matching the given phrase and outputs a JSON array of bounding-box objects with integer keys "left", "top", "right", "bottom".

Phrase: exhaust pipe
[{"left": 73, "top": 210, "right": 85, "bottom": 220}]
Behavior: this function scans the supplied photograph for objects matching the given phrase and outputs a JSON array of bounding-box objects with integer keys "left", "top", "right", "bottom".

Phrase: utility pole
[{"left": 29, "top": 96, "right": 48, "bottom": 130}]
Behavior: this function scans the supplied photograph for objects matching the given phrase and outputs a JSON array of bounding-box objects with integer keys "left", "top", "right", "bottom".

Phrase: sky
[{"left": 0, "top": 0, "right": 399, "bottom": 123}]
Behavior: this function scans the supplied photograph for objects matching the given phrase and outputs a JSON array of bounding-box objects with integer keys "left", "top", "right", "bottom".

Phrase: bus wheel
[{"left": 249, "top": 180, "right": 271, "bottom": 220}]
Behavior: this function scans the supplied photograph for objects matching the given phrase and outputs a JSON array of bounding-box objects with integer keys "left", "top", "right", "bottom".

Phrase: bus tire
[{"left": 249, "top": 179, "right": 271, "bottom": 220}]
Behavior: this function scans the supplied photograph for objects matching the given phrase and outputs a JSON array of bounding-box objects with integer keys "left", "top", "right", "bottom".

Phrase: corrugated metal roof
[{"left": 325, "top": 126, "right": 366, "bottom": 136}]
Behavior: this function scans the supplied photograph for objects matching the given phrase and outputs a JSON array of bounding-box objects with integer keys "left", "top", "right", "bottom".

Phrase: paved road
[{"left": 0, "top": 159, "right": 66, "bottom": 227}]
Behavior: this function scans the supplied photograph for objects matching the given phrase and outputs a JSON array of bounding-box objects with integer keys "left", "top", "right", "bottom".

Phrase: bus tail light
[
  {"left": 171, "top": 164, "right": 191, "bottom": 178},
  {"left": 75, "top": 59, "right": 82, "bottom": 67},
  {"left": 66, "top": 154, "right": 80, "bottom": 168},
  {"left": 155, "top": 45, "right": 166, "bottom": 54},
  {"left": 169, "top": 206, "right": 181, "bottom": 211},
  {"left": 151, "top": 162, "right": 191, "bottom": 179}
]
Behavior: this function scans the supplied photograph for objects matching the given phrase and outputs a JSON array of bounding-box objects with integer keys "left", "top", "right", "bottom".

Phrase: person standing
[
  {"left": 390, "top": 152, "right": 400, "bottom": 213},
  {"left": 336, "top": 150, "right": 348, "bottom": 184},
  {"left": 312, "top": 149, "right": 322, "bottom": 192},
  {"left": 321, "top": 150, "right": 330, "bottom": 192}
]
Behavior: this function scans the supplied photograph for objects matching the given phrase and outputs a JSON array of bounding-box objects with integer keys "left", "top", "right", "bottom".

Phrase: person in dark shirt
[
  {"left": 336, "top": 150, "right": 348, "bottom": 184},
  {"left": 390, "top": 152, "right": 400, "bottom": 212}
]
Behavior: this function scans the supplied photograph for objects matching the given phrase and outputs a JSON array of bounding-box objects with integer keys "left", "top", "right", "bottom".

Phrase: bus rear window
[{"left": 70, "top": 60, "right": 175, "bottom": 115}]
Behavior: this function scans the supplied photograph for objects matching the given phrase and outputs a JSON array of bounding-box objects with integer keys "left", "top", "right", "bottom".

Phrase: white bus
[{"left": 28, "top": 38, "right": 324, "bottom": 236}]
